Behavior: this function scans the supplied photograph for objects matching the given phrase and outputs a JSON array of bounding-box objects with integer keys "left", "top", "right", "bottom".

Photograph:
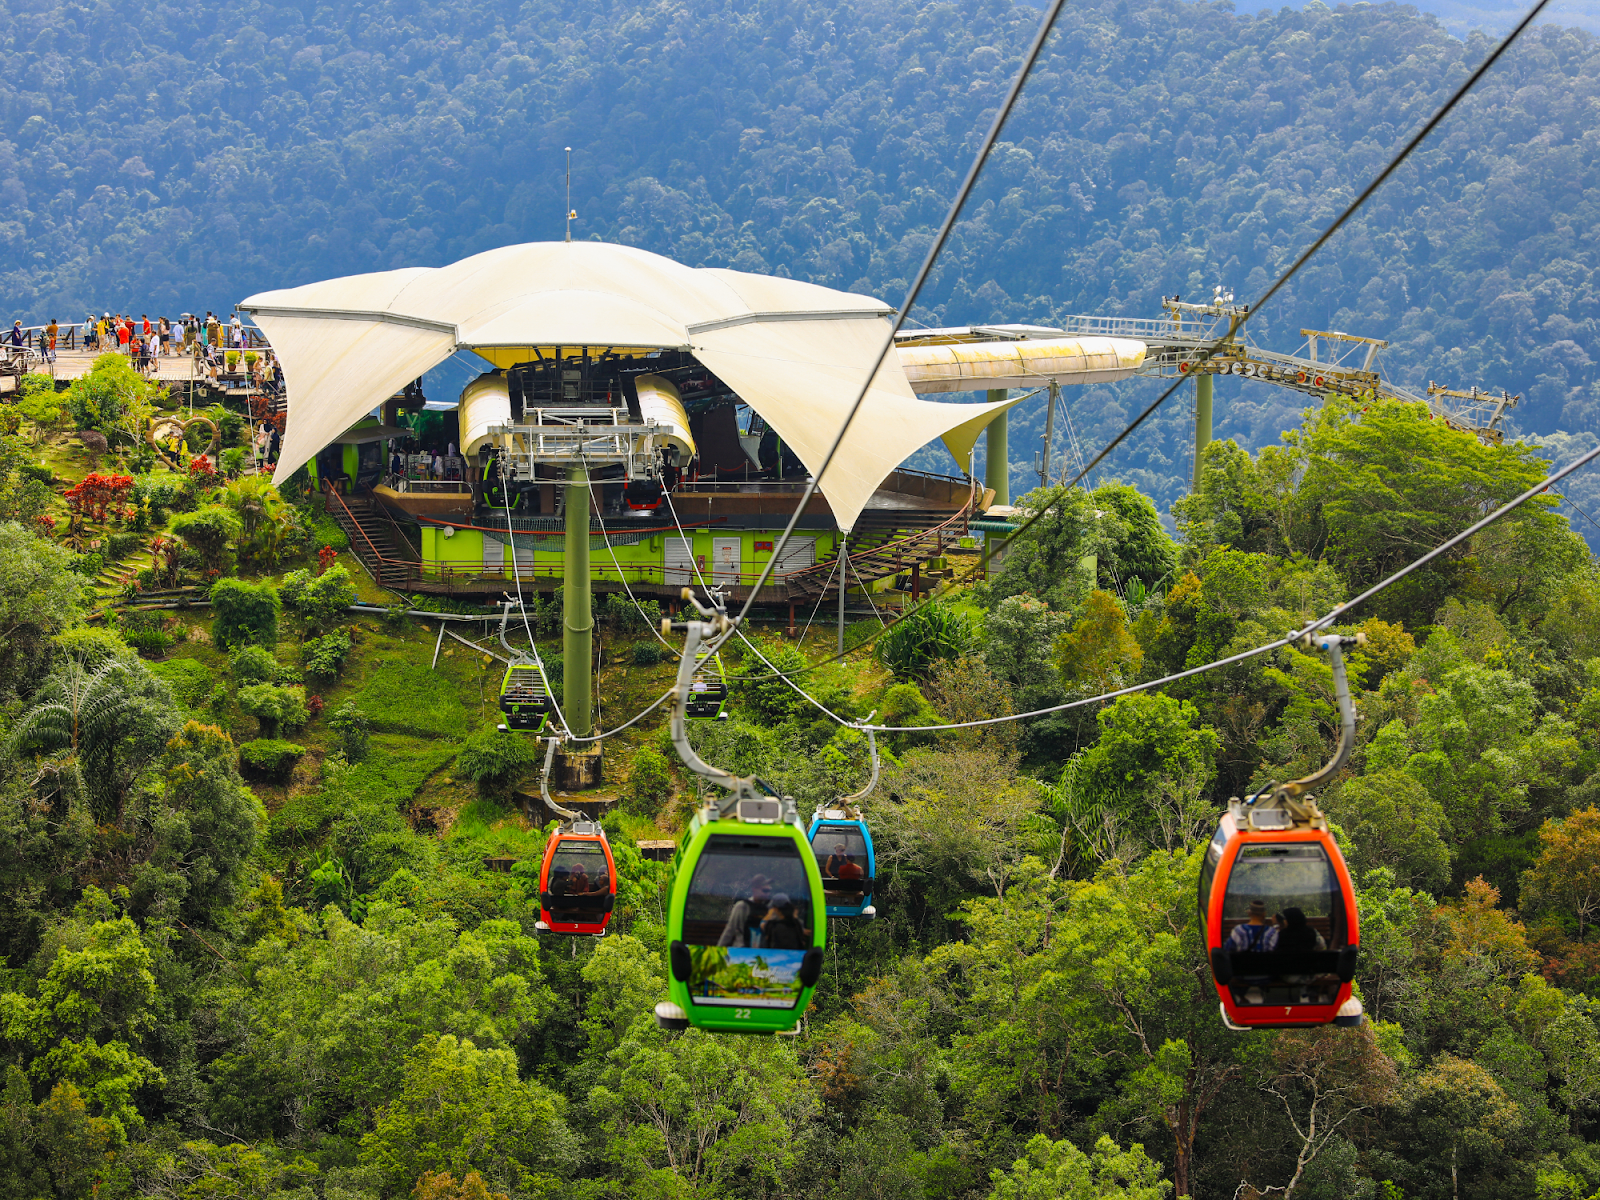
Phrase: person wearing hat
[
  {"left": 7, "top": 320, "right": 23, "bottom": 354},
  {"left": 1228, "top": 898, "right": 1279, "bottom": 952},
  {"left": 759, "top": 892, "right": 807, "bottom": 950}
]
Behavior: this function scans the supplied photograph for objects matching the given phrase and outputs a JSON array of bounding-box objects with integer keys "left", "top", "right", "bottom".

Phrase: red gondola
[
  {"left": 535, "top": 820, "right": 617, "bottom": 936},
  {"left": 1200, "top": 632, "right": 1366, "bottom": 1031},
  {"left": 532, "top": 739, "right": 617, "bottom": 937}
]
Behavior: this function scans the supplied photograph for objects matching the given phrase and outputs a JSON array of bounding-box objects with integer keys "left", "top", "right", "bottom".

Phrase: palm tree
[{"left": 9, "top": 658, "right": 170, "bottom": 822}]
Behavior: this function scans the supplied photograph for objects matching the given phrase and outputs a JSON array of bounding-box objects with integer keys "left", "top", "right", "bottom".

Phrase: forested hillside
[
  {"left": 6, "top": 373, "right": 1600, "bottom": 1198},
  {"left": 2, "top": 0, "right": 1600, "bottom": 512}
]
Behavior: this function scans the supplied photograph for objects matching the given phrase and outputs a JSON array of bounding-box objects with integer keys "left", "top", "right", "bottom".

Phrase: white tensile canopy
[{"left": 239, "top": 241, "right": 1020, "bottom": 532}]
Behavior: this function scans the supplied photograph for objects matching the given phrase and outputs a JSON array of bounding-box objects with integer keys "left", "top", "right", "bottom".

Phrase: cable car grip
[
  {"left": 1238, "top": 631, "right": 1365, "bottom": 828},
  {"left": 664, "top": 588, "right": 801, "bottom": 826}
]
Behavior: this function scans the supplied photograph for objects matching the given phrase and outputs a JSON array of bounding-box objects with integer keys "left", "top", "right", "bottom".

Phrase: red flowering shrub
[
  {"left": 317, "top": 544, "right": 337, "bottom": 575},
  {"left": 62, "top": 472, "right": 134, "bottom": 522},
  {"left": 188, "top": 454, "right": 220, "bottom": 486}
]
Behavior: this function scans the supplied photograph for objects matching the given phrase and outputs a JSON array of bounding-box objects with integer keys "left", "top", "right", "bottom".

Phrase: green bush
[
  {"left": 175, "top": 505, "right": 242, "bottom": 574},
  {"left": 53, "top": 626, "right": 138, "bottom": 668},
  {"left": 630, "top": 639, "right": 663, "bottom": 667},
  {"left": 240, "top": 738, "right": 306, "bottom": 781},
  {"left": 328, "top": 701, "right": 371, "bottom": 762},
  {"left": 304, "top": 628, "right": 352, "bottom": 680},
  {"left": 457, "top": 722, "right": 538, "bottom": 797},
  {"left": 625, "top": 747, "right": 674, "bottom": 815},
  {"left": 875, "top": 601, "right": 978, "bottom": 681},
  {"left": 311, "top": 516, "right": 350, "bottom": 551},
  {"left": 122, "top": 626, "right": 174, "bottom": 656},
  {"left": 280, "top": 564, "right": 357, "bottom": 631},
  {"left": 150, "top": 657, "right": 216, "bottom": 709},
  {"left": 132, "top": 472, "right": 192, "bottom": 518},
  {"left": 231, "top": 644, "right": 279, "bottom": 685},
  {"left": 221, "top": 447, "right": 246, "bottom": 477},
  {"left": 237, "top": 683, "right": 310, "bottom": 738},
  {"left": 210, "top": 577, "right": 280, "bottom": 649},
  {"left": 103, "top": 532, "right": 141, "bottom": 560}
]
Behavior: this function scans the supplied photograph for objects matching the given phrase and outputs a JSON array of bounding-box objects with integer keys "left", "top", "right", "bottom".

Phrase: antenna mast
[{"left": 565, "top": 147, "right": 573, "bottom": 242}]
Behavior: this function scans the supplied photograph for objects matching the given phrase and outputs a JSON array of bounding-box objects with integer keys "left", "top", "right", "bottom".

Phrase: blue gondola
[{"left": 808, "top": 725, "right": 879, "bottom": 919}]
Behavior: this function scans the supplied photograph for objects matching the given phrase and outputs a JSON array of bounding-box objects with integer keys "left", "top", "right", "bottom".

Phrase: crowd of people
[{"left": 5, "top": 311, "right": 284, "bottom": 392}]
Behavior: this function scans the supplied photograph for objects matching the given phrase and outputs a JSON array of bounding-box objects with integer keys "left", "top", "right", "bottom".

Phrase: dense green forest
[
  {"left": 2, "top": 0, "right": 1599, "bottom": 516},
  {"left": 7, "top": 346, "right": 1600, "bottom": 1198}
]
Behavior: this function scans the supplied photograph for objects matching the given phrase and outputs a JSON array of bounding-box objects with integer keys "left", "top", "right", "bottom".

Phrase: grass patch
[
  {"left": 448, "top": 798, "right": 549, "bottom": 863},
  {"left": 150, "top": 657, "right": 215, "bottom": 710},
  {"left": 357, "top": 733, "right": 460, "bottom": 797},
  {"left": 352, "top": 662, "right": 470, "bottom": 736},
  {"left": 267, "top": 734, "right": 459, "bottom": 846}
]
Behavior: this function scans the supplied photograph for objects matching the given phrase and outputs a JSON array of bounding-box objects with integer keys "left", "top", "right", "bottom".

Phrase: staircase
[
  {"left": 782, "top": 493, "right": 975, "bottom": 602},
  {"left": 322, "top": 483, "right": 415, "bottom": 589},
  {"left": 94, "top": 545, "right": 155, "bottom": 596}
]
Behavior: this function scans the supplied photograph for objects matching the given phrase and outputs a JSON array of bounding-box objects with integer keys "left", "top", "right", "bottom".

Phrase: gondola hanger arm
[
  {"left": 540, "top": 735, "right": 582, "bottom": 821},
  {"left": 1245, "top": 631, "right": 1364, "bottom": 823},
  {"left": 839, "top": 716, "right": 879, "bottom": 807},
  {"left": 663, "top": 588, "right": 793, "bottom": 820}
]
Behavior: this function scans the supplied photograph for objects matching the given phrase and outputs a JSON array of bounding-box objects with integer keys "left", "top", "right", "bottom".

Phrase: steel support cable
[
  {"left": 723, "top": 0, "right": 1552, "bottom": 686},
  {"left": 499, "top": 467, "right": 572, "bottom": 737},
  {"left": 661, "top": 491, "right": 857, "bottom": 728},
  {"left": 865, "top": 443, "right": 1600, "bottom": 732},
  {"left": 579, "top": 452, "right": 683, "bottom": 658},
  {"left": 728, "top": 0, "right": 1072, "bottom": 627}
]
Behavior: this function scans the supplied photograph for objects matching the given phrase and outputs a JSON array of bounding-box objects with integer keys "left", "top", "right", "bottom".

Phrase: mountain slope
[{"left": 3, "top": 0, "right": 1597, "bottom": 517}]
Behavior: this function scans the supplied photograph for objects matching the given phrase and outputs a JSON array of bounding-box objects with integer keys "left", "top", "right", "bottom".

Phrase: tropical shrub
[
  {"left": 210, "top": 578, "right": 280, "bottom": 649},
  {"left": 875, "top": 601, "right": 978, "bottom": 681},
  {"left": 457, "top": 722, "right": 538, "bottom": 797},
  {"left": 236, "top": 683, "right": 309, "bottom": 738},
  {"left": 231, "top": 644, "right": 280, "bottom": 686},
  {"left": 625, "top": 747, "right": 673, "bottom": 814},
  {"left": 173, "top": 505, "right": 242, "bottom": 575},
  {"left": 280, "top": 564, "right": 357, "bottom": 631},
  {"left": 328, "top": 701, "right": 370, "bottom": 762},
  {"left": 239, "top": 738, "right": 306, "bottom": 781},
  {"left": 303, "top": 628, "right": 352, "bottom": 680}
]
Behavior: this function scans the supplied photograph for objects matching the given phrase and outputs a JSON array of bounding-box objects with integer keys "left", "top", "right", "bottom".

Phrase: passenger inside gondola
[
  {"left": 1221, "top": 842, "right": 1346, "bottom": 1006},
  {"left": 683, "top": 837, "right": 811, "bottom": 948},
  {"left": 717, "top": 873, "right": 772, "bottom": 947},
  {"left": 814, "top": 825, "right": 869, "bottom": 903},
  {"left": 547, "top": 842, "right": 610, "bottom": 920},
  {"left": 759, "top": 893, "right": 808, "bottom": 949}
]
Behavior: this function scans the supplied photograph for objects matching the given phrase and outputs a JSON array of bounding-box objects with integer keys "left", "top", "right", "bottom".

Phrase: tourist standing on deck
[{"left": 45, "top": 318, "right": 57, "bottom": 364}]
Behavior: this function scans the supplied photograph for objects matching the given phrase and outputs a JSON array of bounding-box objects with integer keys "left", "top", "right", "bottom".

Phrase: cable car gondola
[
  {"left": 494, "top": 601, "right": 554, "bottom": 734},
  {"left": 654, "top": 591, "right": 825, "bottom": 1035},
  {"left": 532, "top": 739, "right": 617, "bottom": 937},
  {"left": 1201, "top": 631, "right": 1365, "bottom": 1031},
  {"left": 499, "top": 662, "right": 552, "bottom": 731},
  {"left": 686, "top": 651, "right": 728, "bottom": 720},
  {"left": 808, "top": 725, "right": 879, "bottom": 919}
]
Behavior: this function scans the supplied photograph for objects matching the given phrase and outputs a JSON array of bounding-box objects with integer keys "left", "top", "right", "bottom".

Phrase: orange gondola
[
  {"left": 535, "top": 820, "right": 617, "bottom": 936},
  {"left": 532, "top": 738, "right": 618, "bottom": 937},
  {"left": 1200, "top": 632, "right": 1366, "bottom": 1031}
]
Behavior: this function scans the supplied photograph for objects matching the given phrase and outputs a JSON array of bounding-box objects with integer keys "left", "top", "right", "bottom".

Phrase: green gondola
[
  {"left": 494, "top": 600, "right": 554, "bottom": 734},
  {"left": 654, "top": 590, "right": 825, "bottom": 1035},
  {"left": 498, "top": 661, "right": 551, "bottom": 731},
  {"left": 686, "top": 652, "right": 729, "bottom": 720}
]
